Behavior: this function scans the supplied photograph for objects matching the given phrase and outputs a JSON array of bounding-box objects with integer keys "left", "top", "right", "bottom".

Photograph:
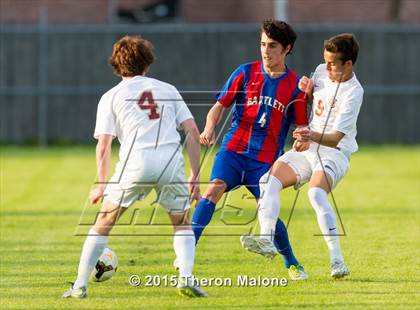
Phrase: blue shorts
[{"left": 209, "top": 149, "right": 272, "bottom": 199}]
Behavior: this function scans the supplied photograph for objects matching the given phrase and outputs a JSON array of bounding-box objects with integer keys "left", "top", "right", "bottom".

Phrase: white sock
[
  {"left": 73, "top": 228, "right": 108, "bottom": 289},
  {"left": 173, "top": 229, "right": 195, "bottom": 279},
  {"left": 308, "top": 187, "right": 343, "bottom": 263},
  {"left": 258, "top": 173, "right": 283, "bottom": 241}
]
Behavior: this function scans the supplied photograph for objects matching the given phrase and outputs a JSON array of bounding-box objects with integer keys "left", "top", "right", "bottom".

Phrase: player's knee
[
  {"left": 259, "top": 174, "right": 268, "bottom": 200},
  {"left": 170, "top": 210, "right": 192, "bottom": 231},
  {"left": 93, "top": 218, "right": 114, "bottom": 236},
  {"left": 96, "top": 210, "right": 118, "bottom": 228},
  {"left": 170, "top": 211, "right": 190, "bottom": 228},
  {"left": 202, "top": 179, "right": 226, "bottom": 202},
  {"left": 259, "top": 173, "right": 270, "bottom": 193},
  {"left": 259, "top": 173, "right": 283, "bottom": 195}
]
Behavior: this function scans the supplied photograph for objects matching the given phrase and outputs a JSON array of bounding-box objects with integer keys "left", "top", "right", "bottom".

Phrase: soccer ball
[{"left": 90, "top": 247, "right": 118, "bottom": 282}]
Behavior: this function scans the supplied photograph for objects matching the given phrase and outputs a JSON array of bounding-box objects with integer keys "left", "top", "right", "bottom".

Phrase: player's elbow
[
  {"left": 210, "top": 102, "right": 225, "bottom": 122},
  {"left": 330, "top": 140, "right": 340, "bottom": 148}
]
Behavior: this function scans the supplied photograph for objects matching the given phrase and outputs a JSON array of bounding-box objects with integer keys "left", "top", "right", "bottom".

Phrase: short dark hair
[
  {"left": 324, "top": 33, "right": 359, "bottom": 65},
  {"left": 260, "top": 19, "right": 297, "bottom": 55},
  {"left": 108, "top": 35, "right": 155, "bottom": 77}
]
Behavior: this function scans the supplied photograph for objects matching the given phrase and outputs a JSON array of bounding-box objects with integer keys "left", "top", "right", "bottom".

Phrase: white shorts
[
  {"left": 103, "top": 144, "right": 190, "bottom": 214},
  {"left": 278, "top": 143, "right": 350, "bottom": 189}
]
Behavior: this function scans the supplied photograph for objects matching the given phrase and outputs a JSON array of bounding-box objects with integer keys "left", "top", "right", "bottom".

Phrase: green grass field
[{"left": 1, "top": 145, "right": 419, "bottom": 309}]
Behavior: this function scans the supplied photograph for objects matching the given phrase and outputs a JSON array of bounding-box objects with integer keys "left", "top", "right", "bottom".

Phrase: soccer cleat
[
  {"left": 177, "top": 277, "right": 208, "bottom": 298},
  {"left": 331, "top": 260, "right": 350, "bottom": 279},
  {"left": 288, "top": 265, "right": 308, "bottom": 281},
  {"left": 62, "top": 283, "right": 87, "bottom": 299},
  {"left": 240, "top": 235, "right": 278, "bottom": 259},
  {"left": 173, "top": 258, "right": 179, "bottom": 271}
]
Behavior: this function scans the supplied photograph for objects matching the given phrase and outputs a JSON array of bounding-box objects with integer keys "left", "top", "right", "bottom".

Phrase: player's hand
[
  {"left": 293, "top": 140, "right": 310, "bottom": 152},
  {"left": 298, "top": 76, "right": 314, "bottom": 96},
  {"left": 293, "top": 126, "right": 311, "bottom": 142},
  {"left": 188, "top": 174, "right": 200, "bottom": 203},
  {"left": 200, "top": 128, "right": 216, "bottom": 146},
  {"left": 89, "top": 186, "right": 105, "bottom": 204}
]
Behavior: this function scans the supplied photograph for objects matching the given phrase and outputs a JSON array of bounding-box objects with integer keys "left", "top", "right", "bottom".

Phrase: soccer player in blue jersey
[{"left": 191, "top": 19, "right": 309, "bottom": 280}]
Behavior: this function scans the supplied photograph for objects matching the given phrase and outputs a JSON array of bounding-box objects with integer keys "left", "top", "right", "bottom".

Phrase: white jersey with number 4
[
  {"left": 310, "top": 64, "right": 364, "bottom": 157},
  {"left": 94, "top": 75, "right": 193, "bottom": 161}
]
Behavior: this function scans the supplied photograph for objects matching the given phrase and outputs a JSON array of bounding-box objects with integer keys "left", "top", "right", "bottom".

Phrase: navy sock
[
  {"left": 191, "top": 198, "right": 216, "bottom": 244},
  {"left": 273, "top": 218, "right": 300, "bottom": 268}
]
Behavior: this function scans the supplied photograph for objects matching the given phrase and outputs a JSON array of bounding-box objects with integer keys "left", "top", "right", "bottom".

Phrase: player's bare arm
[
  {"left": 292, "top": 125, "right": 311, "bottom": 151},
  {"left": 310, "top": 130, "right": 344, "bottom": 148},
  {"left": 293, "top": 127, "right": 344, "bottom": 148},
  {"left": 298, "top": 76, "right": 314, "bottom": 99},
  {"left": 292, "top": 140, "right": 310, "bottom": 152},
  {"left": 200, "top": 101, "right": 225, "bottom": 145},
  {"left": 90, "top": 134, "right": 113, "bottom": 204},
  {"left": 181, "top": 118, "right": 201, "bottom": 202}
]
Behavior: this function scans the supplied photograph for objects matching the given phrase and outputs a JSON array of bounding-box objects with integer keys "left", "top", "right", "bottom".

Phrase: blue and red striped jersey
[{"left": 216, "top": 60, "right": 308, "bottom": 164}]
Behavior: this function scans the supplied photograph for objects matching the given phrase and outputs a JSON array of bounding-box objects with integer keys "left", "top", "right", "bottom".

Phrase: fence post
[{"left": 37, "top": 6, "right": 48, "bottom": 146}]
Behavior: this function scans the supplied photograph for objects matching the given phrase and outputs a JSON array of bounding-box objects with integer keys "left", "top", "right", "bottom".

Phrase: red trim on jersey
[
  {"left": 226, "top": 61, "right": 264, "bottom": 153},
  {"left": 294, "top": 90, "right": 308, "bottom": 126},
  {"left": 287, "top": 71, "right": 308, "bottom": 126},
  {"left": 218, "top": 72, "right": 245, "bottom": 108}
]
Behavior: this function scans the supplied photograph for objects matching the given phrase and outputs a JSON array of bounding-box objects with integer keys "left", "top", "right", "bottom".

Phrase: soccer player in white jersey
[
  {"left": 63, "top": 36, "right": 207, "bottom": 298},
  {"left": 241, "top": 33, "right": 363, "bottom": 279}
]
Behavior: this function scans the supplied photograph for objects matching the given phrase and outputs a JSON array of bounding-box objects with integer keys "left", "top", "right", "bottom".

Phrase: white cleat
[
  {"left": 331, "top": 260, "right": 350, "bottom": 279},
  {"left": 240, "top": 235, "right": 278, "bottom": 260},
  {"left": 62, "top": 283, "right": 87, "bottom": 299}
]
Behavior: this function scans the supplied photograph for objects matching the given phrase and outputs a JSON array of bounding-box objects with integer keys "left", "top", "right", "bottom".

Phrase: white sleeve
[
  {"left": 93, "top": 93, "right": 117, "bottom": 139},
  {"left": 312, "top": 64, "right": 326, "bottom": 80},
  {"left": 332, "top": 88, "right": 363, "bottom": 135},
  {"left": 173, "top": 88, "right": 193, "bottom": 126}
]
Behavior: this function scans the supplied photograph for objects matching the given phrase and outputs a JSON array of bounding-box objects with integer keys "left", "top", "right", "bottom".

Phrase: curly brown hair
[{"left": 108, "top": 35, "right": 155, "bottom": 77}]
